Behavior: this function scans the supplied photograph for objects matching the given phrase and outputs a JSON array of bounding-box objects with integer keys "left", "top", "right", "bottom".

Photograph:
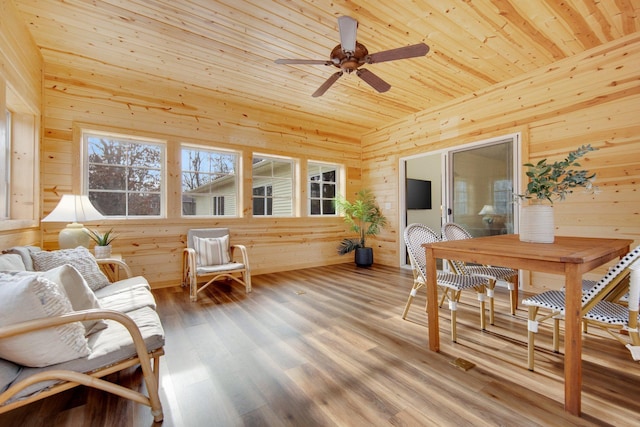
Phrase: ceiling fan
[{"left": 275, "top": 16, "right": 429, "bottom": 97}]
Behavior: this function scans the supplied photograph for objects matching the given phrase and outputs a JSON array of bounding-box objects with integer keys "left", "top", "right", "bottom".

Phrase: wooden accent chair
[
  {"left": 403, "top": 223, "right": 489, "bottom": 342},
  {"left": 522, "top": 245, "right": 640, "bottom": 370},
  {"left": 182, "top": 228, "right": 251, "bottom": 302},
  {"left": 441, "top": 222, "right": 519, "bottom": 321}
]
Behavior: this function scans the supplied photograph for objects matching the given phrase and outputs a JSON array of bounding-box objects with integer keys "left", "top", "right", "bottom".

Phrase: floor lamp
[{"left": 41, "top": 195, "right": 105, "bottom": 249}]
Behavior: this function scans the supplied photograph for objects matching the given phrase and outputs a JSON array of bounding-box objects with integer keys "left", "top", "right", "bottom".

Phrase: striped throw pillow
[{"left": 193, "top": 235, "right": 231, "bottom": 266}]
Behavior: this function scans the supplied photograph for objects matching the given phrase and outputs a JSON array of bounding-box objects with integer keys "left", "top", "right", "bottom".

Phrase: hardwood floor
[{"left": 2, "top": 263, "right": 639, "bottom": 426}]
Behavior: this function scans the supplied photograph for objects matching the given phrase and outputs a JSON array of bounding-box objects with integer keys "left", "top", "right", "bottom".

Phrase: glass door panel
[{"left": 448, "top": 139, "right": 515, "bottom": 237}]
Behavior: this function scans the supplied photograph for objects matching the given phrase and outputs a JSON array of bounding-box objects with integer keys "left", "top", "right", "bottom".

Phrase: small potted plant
[
  {"left": 335, "top": 189, "right": 387, "bottom": 267},
  {"left": 86, "top": 228, "right": 118, "bottom": 258},
  {"left": 517, "top": 144, "right": 598, "bottom": 242}
]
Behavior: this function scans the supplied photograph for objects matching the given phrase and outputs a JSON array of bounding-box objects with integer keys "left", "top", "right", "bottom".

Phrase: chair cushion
[
  {"left": 31, "top": 247, "right": 110, "bottom": 291},
  {"left": 193, "top": 235, "right": 231, "bottom": 266},
  {"left": 196, "top": 262, "right": 245, "bottom": 275},
  {"left": 0, "top": 273, "right": 90, "bottom": 367}
]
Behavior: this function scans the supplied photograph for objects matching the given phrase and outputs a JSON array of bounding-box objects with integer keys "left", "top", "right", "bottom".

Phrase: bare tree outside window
[{"left": 85, "top": 133, "right": 164, "bottom": 217}]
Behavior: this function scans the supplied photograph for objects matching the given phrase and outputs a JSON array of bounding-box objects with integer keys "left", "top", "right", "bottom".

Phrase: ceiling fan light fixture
[{"left": 274, "top": 16, "right": 430, "bottom": 96}]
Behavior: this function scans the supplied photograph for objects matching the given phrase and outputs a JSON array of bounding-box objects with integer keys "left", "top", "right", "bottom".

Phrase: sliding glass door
[{"left": 445, "top": 137, "right": 517, "bottom": 237}]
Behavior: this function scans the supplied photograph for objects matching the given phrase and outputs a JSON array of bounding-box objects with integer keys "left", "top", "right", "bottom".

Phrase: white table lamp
[
  {"left": 478, "top": 204, "right": 496, "bottom": 224},
  {"left": 42, "top": 195, "right": 105, "bottom": 249}
]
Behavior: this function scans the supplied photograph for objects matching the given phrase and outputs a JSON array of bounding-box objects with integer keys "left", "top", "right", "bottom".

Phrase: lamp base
[{"left": 59, "top": 223, "right": 91, "bottom": 249}]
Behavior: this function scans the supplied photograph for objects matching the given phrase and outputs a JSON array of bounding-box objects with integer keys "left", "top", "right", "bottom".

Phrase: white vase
[
  {"left": 94, "top": 245, "right": 112, "bottom": 259},
  {"left": 519, "top": 202, "right": 554, "bottom": 243}
]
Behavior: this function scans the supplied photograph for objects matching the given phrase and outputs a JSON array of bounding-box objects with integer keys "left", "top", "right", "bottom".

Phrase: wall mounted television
[{"left": 406, "top": 178, "right": 432, "bottom": 210}]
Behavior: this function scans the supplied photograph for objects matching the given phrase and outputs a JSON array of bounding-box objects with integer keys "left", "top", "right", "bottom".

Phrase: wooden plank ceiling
[{"left": 13, "top": 0, "right": 640, "bottom": 133}]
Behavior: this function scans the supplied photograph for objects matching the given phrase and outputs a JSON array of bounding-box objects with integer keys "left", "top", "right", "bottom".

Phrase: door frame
[{"left": 399, "top": 132, "right": 522, "bottom": 268}]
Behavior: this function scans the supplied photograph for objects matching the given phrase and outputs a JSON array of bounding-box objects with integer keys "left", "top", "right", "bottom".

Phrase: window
[
  {"left": 252, "top": 185, "right": 272, "bottom": 215},
  {"left": 308, "top": 163, "right": 337, "bottom": 215},
  {"left": 252, "top": 155, "right": 293, "bottom": 216},
  {"left": 181, "top": 146, "right": 238, "bottom": 216},
  {"left": 84, "top": 132, "right": 164, "bottom": 217},
  {"left": 0, "top": 109, "right": 9, "bottom": 219},
  {"left": 453, "top": 180, "right": 468, "bottom": 215},
  {"left": 493, "top": 180, "right": 513, "bottom": 215}
]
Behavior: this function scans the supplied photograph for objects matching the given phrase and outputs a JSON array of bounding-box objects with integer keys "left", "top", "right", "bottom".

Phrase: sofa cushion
[
  {"left": 0, "top": 359, "right": 21, "bottom": 393},
  {"left": 93, "top": 276, "right": 150, "bottom": 299},
  {"left": 7, "top": 305, "right": 164, "bottom": 402},
  {"left": 32, "top": 247, "right": 110, "bottom": 291},
  {"left": 98, "top": 286, "right": 157, "bottom": 313},
  {"left": 0, "top": 273, "right": 90, "bottom": 367},
  {"left": 0, "top": 253, "right": 26, "bottom": 272}
]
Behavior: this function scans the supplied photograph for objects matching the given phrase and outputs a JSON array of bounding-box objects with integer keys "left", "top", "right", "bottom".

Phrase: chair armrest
[{"left": 230, "top": 244, "right": 250, "bottom": 269}]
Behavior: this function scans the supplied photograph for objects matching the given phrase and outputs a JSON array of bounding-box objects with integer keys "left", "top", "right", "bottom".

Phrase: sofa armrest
[
  {"left": 96, "top": 257, "right": 133, "bottom": 282},
  {"left": 0, "top": 308, "right": 163, "bottom": 421}
]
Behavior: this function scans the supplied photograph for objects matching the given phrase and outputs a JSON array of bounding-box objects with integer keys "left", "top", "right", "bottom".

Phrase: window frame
[
  {"left": 0, "top": 109, "right": 10, "bottom": 220},
  {"left": 308, "top": 161, "right": 339, "bottom": 216},
  {"left": 180, "top": 144, "right": 239, "bottom": 218},
  {"left": 251, "top": 154, "right": 295, "bottom": 217},
  {"left": 82, "top": 130, "right": 166, "bottom": 218}
]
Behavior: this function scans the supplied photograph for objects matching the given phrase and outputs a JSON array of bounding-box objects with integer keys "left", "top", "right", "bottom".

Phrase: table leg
[
  {"left": 425, "top": 246, "right": 440, "bottom": 352},
  {"left": 564, "top": 264, "right": 582, "bottom": 416}
]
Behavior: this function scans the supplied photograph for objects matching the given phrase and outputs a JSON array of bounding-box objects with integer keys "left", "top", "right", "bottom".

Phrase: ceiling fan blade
[
  {"left": 275, "top": 59, "right": 332, "bottom": 65},
  {"left": 312, "top": 71, "right": 343, "bottom": 97},
  {"left": 356, "top": 68, "right": 391, "bottom": 93},
  {"left": 366, "top": 43, "right": 430, "bottom": 64},
  {"left": 337, "top": 16, "right": 358, "bottom": 53}
]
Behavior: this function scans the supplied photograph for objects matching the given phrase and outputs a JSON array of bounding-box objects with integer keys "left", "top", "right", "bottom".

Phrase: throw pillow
[
  {"left": 0, "top": 273, "right": 90, "bottom": 367},
  {"left": 193, "top": 235, "right": 231, "bottom": 266},
  {"left": 31, "top": 247, "right": 110, "bottom": 291},
  {"left": 0, "top": 254, "right": 26, "bottom": 272},
  {"left": 40, "top": 265, "right": 108, "bottom": 336},
  {"left": 2, "top": 246, "right": 41, "bottom": 271}
]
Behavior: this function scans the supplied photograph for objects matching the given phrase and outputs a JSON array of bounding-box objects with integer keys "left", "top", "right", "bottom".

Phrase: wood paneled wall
[
  {"left": 39, "top": 59, "right": 364, "bottom": 287},
  {"left": 362, "top": 33, "right": 640, "bottom": 292},
  {"left": 4, "top": 1, "right": 639, "bottom": 292}
]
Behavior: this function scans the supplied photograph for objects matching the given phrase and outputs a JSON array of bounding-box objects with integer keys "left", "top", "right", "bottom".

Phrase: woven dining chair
[
  {"left": 441, "top": 222, "right": 519, "bottom": 321},
  {"left": 583, "top": 259, "right": 640, "bottom": 361},
  {"left": 403, "top": 223, "right": 490, "bottom": 342},
  {"left": 522, "top": 245, "right": 640, "bottom": 370}
]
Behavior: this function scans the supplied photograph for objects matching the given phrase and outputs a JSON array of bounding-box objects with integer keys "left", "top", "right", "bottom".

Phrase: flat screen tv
[{"left": 406, "top": 178, "right": 432, "bottom": 210}]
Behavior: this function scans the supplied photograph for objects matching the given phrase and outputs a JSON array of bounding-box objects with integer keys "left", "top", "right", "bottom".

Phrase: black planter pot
[{"left": 354, "top": 247, "right": 373, "bottom": 267}]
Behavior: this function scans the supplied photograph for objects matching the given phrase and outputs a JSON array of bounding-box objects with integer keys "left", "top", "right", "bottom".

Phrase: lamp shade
[
  {"left": 478, "top": 205, "right": 496, "bottom": 215},
  {"left": 42, "top": 195, "right": 105, "bottom": 223},
  {"left": 42, "top": 195, "right": 105, "bottom": 249}
]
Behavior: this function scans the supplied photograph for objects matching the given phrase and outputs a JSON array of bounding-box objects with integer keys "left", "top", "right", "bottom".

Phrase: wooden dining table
[{"left": 423, "top": 234, "right": 633, "bottom": 416}]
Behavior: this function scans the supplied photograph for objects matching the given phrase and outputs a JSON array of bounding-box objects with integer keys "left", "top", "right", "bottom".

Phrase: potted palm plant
[
  {"left": 86, "top": 228, "right": 118, "bottom": 258},
  {"left": 517, "top": 144, "right": 598, "bottom": 243},
  {"left": 335, "top": 189, "right": 387, "bottom": 267}
]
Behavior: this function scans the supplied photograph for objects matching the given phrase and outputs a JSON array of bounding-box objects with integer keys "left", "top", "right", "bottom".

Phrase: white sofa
[{"left": 0, "top": 246, "right": 164, "bottom": 422}]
